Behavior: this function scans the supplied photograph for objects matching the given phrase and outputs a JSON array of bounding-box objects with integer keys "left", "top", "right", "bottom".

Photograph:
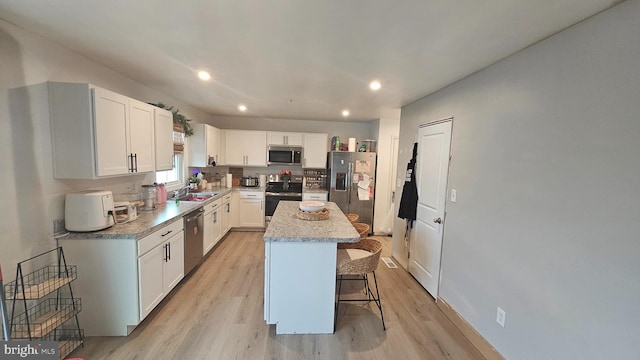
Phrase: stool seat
[
  {"left": 345, "top": 213, "right": 359, "bottom": 223},
  {"left": 352, "top": 222, "right": 370, "bottom": 238}
]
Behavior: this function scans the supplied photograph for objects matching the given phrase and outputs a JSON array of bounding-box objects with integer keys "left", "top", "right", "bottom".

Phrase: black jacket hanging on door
[{"left": 398, "top": 142, "right": 418, "bottom": 226}]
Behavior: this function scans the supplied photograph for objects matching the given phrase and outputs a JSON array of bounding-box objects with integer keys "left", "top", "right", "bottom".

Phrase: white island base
[
  {"left": 263, "top": 201, "right": 360, "bottom": 334},
  {"left": 264, "top": 241, "right": 337, "bottom": 334}
]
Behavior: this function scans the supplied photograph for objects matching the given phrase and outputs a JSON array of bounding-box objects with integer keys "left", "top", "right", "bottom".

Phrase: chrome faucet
[{"left": 173, "top": 185, "right": 190, "bottom": 199}]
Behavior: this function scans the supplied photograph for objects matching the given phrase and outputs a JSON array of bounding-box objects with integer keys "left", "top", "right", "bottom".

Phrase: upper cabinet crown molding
[{"left": 49, "top": 82, "right": 159, "bottom": 179}]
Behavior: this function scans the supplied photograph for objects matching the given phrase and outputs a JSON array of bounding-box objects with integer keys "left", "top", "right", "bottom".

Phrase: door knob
[{"left": 433, "top": 217, "right": 442, "bottom": 224}]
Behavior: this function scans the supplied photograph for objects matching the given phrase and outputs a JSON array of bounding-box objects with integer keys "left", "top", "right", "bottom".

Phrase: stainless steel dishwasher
[{"left": 184, "top": 208, "right": 204, "bottom": 275}]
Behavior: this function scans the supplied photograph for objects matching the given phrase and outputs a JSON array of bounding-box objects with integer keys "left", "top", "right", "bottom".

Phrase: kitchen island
[{"left": 263, "top": 201, "right": 360, "bottom": 334}]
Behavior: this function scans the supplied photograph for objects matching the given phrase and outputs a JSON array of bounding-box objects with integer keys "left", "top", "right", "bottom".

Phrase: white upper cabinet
[
  {"left": 128, "top": 99, "right": 156, "bottom": 173},
  {"left": 49, "top": 82, "right": 157, "bottom": 178},
  {"left": 92, "top": 87, "right": 130, "bottom": 176},
  {"left": 189, "top": 123, "right": 221, "bottom": 167},
  {"left": 225, "top": 130, "right": 267, "bottom": 166},
  {"left": 267, "top": 132, "right": 303, "bottom": 146},
  {"left": 154, "top": 107, "right": 174, "bottom": 171},
  {"left": 302, "top": 133, "right": 328, "bottom": 168}
]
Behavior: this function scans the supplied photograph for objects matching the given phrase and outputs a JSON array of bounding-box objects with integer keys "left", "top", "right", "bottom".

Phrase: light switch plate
[
  {"left": 451, "top": 189, "right": 457, "bottom": 202},
  {"left": 496, "top": 306, "right": 506, "bottom": 327}
]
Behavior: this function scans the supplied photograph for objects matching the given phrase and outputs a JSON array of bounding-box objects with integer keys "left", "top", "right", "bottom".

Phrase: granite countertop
[
  {"left": 264, "top": 201, "right": 359, "bottom": 243},
  {"left": 65, "top": 188, "right": 233, "bottom": 240}
]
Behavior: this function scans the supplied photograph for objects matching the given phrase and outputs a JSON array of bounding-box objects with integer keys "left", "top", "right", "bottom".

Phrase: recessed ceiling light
[
  {"left": 342, "top": 110, "right": 350, "bottom": 117},
  {"left": 369, "top": 80, "right": 381, "bottom": 91},
  {"left": 198, "top": 71, "right": 211, "bottom": 81},
  {"left": 238, "top": 104, "right": 247, "bottom": 112}
]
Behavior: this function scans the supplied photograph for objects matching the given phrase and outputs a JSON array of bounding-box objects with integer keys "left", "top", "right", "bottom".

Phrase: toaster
[{"left": 65, "top": 190, "right": 115, "bottom": 231}]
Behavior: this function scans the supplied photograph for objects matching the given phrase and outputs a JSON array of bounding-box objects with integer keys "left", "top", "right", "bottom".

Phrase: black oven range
[{"left": 265, "top": 180, "right": 303, "bottom": 225}]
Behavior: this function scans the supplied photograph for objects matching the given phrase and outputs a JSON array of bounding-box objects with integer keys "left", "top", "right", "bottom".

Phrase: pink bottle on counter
[{"left": 157, "top": 183, "right": 166, "bottom": 204}]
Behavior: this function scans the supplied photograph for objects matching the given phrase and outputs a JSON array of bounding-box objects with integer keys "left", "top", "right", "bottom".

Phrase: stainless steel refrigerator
[{"left": 327, "top": 151, "right": 376, "bottom": 231}]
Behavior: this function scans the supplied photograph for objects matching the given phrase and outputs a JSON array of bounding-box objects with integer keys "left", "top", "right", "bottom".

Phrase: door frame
[{"left": 410, "top": 117, "right": 453, "bottom": 300}]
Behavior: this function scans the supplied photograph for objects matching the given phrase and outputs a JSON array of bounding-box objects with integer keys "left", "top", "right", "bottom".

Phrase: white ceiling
[{"left": 0, "top": 0, "right": 621, "bottom": 121}]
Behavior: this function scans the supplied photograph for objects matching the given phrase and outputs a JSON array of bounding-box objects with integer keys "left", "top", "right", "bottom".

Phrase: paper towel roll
[
  {"left": 348, "top": 138, "right": 356, "bottom": 152},
  {"left": 226, "top": 174, "right": 233, "bottom": 188}
]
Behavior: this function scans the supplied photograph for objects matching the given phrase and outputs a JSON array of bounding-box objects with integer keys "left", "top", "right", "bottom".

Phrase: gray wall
[
  {"left": 393, "top": 1, "right": 640, "bottom": 359},
  {"left": 0, "top": 19, "right": 212, "bottom": 277}
]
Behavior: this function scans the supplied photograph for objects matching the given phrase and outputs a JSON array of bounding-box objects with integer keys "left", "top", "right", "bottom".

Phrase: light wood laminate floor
[{"left": 69, "top": 231, "right": 485, "bottom": 360}]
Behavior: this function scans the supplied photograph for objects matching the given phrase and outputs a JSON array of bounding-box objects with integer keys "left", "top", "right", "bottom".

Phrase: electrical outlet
[
  {"left": 496, "top": 306, "right": 506, "bottom": 327},
  {"left": 53, "top": 219, "right": 66, "bottom": 236},
  {"left": 451, "top": 189, "right": 457, "bottom": 202}
]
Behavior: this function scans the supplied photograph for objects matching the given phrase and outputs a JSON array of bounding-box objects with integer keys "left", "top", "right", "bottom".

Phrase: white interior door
[{"left": 409, "top": 120, "right": 452, "bottom": 299}]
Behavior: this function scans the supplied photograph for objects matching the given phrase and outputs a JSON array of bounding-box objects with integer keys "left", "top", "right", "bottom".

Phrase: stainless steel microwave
[{"left": 267, "top": 145, "right": 303, "bottom": 166}]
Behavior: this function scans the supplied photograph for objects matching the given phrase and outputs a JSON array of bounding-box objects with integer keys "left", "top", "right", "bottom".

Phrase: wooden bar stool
[
  {"left": 338, "top": 223, "right": 369, "bottom": 250},
  {"left": 335, "top": 238, "right": 386, "bottom": 331},
  {"left": 352, "top": 222, "right": 369, "bottom": 238},
  {"left": 345, "top": 213, "right": 359, "bottom": 223}
]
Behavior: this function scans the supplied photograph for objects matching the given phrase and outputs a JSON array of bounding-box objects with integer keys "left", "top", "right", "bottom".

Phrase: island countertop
[{"left": 264, "top": 201, "right": 360, "bottom": 243}]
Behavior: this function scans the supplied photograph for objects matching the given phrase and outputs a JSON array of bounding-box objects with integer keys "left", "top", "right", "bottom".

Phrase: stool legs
[
  {"left": 371, "top": 271, "right": 386, "bottom": 330},
  {"left": 334, "top": 275, "right": 344, "bottom": 333},
  {"left": 334, "top": 272, "right": 386, "bottom": 331}
]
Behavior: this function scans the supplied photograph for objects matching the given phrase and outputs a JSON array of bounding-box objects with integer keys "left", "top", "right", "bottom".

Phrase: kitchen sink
[{"left": 176, "top": 193, "right": 216, "bottom": 202}]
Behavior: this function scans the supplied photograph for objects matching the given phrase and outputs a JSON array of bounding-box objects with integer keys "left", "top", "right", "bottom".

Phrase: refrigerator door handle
[{"left": 348, "top": 162, "right": 353, "bottom": 205}]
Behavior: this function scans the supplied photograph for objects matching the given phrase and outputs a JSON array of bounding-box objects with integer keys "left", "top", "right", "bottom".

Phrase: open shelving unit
[
  {"left": 303, "top": 168, "right": 327, "bottom": 189},
  {"left": 4, "top": 247, "right": 83, "bottom": 360}
]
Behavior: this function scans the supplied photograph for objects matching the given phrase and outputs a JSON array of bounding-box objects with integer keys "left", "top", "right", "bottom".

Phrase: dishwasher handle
[{"left": 185, "top": 209, "right": 204, "bottom": 222}]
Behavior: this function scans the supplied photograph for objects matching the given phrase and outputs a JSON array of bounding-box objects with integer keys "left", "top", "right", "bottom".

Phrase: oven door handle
[{"left": 266, "top": 192, "right": 303, "bottom": 197}]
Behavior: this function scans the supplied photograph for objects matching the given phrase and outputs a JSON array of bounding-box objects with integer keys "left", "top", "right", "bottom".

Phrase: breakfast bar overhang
[{"left": 263, "top": 201, "right": 360, "bottom": 334}]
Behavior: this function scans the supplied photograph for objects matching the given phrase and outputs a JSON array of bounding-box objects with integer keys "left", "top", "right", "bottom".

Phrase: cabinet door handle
[
  {"left": 129, "top": 154, "right": 134, "bottom": 173},
  {"left": 164, "top": 243, "right": 168, "bottom": 262},
  {"left": 167, "top": 242, "right": 171, "bottom": 261},
  {"left": 133, "top": 153, "right": 138, "bottom": 172},
  {"left": 214, "top": 212, "right": 217, "bottom": 223}
]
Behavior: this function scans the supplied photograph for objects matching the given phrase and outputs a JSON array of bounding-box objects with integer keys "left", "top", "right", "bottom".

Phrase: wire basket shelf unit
[{"left": 3, "top": 247, "right": 83, "bottom": 359}]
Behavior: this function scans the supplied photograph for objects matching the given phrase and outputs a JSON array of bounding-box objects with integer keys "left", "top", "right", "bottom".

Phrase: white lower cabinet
[
  {"left": 237, "top": 191, "right": 265, "bottom": 228},
  {"left": 203, "top": 198, "right": 222, "bottom": 255},
  {"left": 137, "top": 223, "right": 184, "bottom": 321},
  {"left": 61, "top": 219, "right": 184, "bottom": 336},
  {"left": 138, "top": 231, "right": 184, "bottom": 320},
  {"left": 203, "top": 210, "right": 213, "bottom": 255},
  {"left": 221, "top": 193, "right": 232, "bottom": 234}
]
